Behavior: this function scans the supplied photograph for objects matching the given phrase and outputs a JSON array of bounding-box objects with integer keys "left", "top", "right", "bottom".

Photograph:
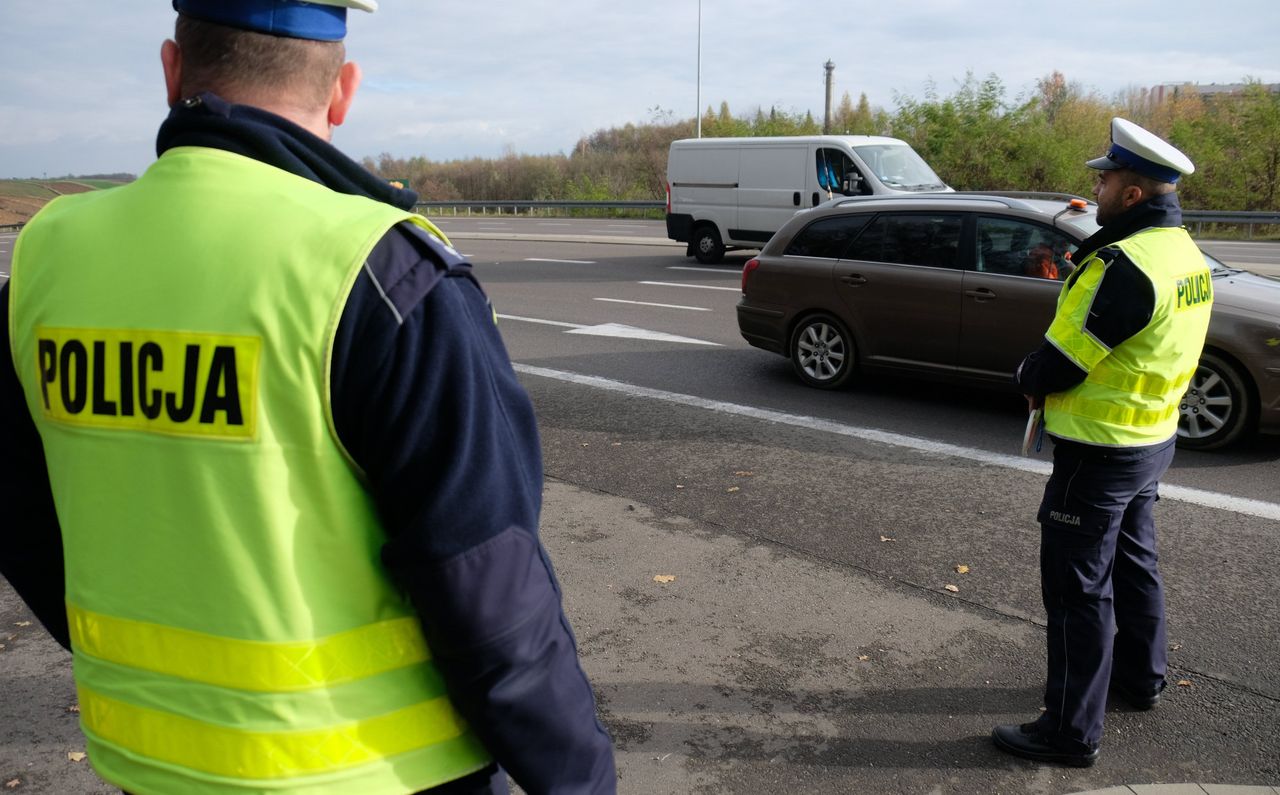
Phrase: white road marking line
[
  {"left": 536, "top": 222, "right": 573, "bottom": 226},
  {"left": 513, "top": 365, "right": 1280, "bottom": 522},
  {"left": 498, "top": 314, "right": 584, "bottom": 329},
  {"left": 594, "top": 298, "right": 711, "bottom": 311},
  {"left": 669, "top": 266, "right": 739, "bottom": 274},
  {"left": 524, "top": 257, "right": 597, "bottom": 264},
  {"left": 640, "top": 280, "right": 741, "bottom": 292}
]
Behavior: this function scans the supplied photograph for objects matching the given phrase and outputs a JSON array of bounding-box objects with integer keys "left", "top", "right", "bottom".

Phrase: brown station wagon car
[{"left": 736, "top": 193, "right": 1280, "bottom": 450}]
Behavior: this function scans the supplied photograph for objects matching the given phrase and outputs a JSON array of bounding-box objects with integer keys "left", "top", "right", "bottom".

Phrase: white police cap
[
  {"left": 174, "top": 0, "right": 378, "bottom": 42},
  {"left": 1086, "top": 117, "right": 1194, "bottom": 184}
]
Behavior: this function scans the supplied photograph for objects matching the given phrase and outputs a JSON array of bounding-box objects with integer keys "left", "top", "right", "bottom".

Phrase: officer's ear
[
  {"left": 326, "top": 61, "right": 361, "bottom": 131},
  {"left": 161, "top": 39, "right": 183, "bottom": 107},
  {"left": 1121, "top": 181, "right": 1146, "bottom": 210}
]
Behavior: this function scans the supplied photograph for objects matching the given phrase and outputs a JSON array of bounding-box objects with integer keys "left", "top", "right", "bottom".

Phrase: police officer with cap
[
  {"left": 0, "top": 2, "right": 616, "bottom": 793},
  {"left": 992, "top": 119, "right": 1212, "bottom": 766}
]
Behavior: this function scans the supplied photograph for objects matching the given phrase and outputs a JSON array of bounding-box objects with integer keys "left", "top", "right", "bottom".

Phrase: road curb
[{"left": 1067, "top": 786, "right": 1279, "bottom": 794}]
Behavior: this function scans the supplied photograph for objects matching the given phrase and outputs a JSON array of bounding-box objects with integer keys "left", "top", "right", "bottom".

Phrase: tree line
[{"left": 365, "top": 73, "right": 1280, "bottom": 212}]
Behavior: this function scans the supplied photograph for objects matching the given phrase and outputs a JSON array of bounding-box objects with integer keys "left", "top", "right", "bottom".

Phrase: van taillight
[
  {"left": 742, "top": 258, "right": 760, "bottom": 292},
  {"left": 666, "top": 182, "right": 671, "bottom": 214}
]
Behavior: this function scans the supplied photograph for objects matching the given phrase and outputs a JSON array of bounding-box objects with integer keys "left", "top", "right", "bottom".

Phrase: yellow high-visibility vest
[
  {"left": 9, "top": 146, "right": 489, "bottom": 794},
  {"left": 1044, "top": 225, "right": 1212, "bottom": 446}
]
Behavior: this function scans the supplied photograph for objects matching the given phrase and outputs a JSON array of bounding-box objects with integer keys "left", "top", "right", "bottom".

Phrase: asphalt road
[{"left": 1, "top": 224, "right": 1278, "bottom": 794}]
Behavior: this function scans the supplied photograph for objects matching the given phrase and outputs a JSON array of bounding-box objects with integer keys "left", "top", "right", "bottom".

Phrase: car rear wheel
[
  {"left": 692, "top": 225, "right": 725, "bottom": 264},
  {"left": 1177, "top": 352, "right": 1254, "bottom": 450},
  {"left": 790, "top": 314, "right": 855, "bottom": 389}
]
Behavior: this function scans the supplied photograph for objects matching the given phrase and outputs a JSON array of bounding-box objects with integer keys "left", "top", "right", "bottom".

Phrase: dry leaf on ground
[
  {"left": 944, "top": 584, "right": 960, "bottom": 593},
  {"left": 1177, "top": 679, "right": 1193, "bottom": 687},
  {"left": 954, "top": 565, "right": 970, "bottom": 574},
  {"left": 67, "top": 752, "right": 86, "bottom": 763},
  {"left": 675, "top": 485, "right": 684, "bottom": 489},
  {"left": 15, "top": 621, "right": 31, "bottom": 627},
  {"left": 857, "top": 655, "right": 870, "bottom": 661},
  {"left": 726, "top": 486, "right": 740, "bottom": 493},
  {"left": 880, "top": 535, "right": 896, "bottom": 542},
  {"left": 734, "top": 471, "right": 754, "bottom": 476},
  {"left": 653, "top": 575, "right": 676, "bottom": 584},
  {"left": 67, "top": 705, "right": 80, "bottom": 713},
  {"left": 5, "top": 779, "right": 20, "bottom": 789}
]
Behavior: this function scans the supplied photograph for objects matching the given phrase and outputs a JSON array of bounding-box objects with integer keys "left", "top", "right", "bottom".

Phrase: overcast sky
[{"left": 2, "top": 1, "right": 1278, "bottom": 179}]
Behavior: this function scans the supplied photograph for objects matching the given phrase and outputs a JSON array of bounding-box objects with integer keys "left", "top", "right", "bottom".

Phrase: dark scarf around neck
[
  {"left": 1073, "top": 191, "right": 1183, "bottom": 265},
  {"left": 155, "top": 92, "right": 418, "bottom": 210}
]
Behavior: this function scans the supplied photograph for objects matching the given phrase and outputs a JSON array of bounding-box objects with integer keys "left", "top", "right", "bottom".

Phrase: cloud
[{"left": 2, "top": 0, "right": 1278, "bottom": 176}]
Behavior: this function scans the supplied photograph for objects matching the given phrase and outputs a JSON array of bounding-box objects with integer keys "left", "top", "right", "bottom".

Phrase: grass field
[{"left": 0, "top": 181, "right": 61, "bottom": 200}]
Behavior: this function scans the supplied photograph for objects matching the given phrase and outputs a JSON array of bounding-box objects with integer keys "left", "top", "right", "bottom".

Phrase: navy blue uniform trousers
[{"left": 1034, "top": 436, "right": 1176, "bottom": 750}]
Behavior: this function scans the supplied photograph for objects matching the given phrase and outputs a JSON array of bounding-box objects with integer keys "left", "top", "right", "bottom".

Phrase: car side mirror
[{"left": 842, "top": 172, "right": 863, "bottom": 196}]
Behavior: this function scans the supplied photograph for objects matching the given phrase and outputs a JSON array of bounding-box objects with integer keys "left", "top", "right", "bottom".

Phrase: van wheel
[
  {"left": 790, "top": 314, "right": 855, "bottom": 389},
  {"left": 1177, "top": 352, "right": 1254, "bottom": 450},
  {"left": 693, "top": 225, "right": 725, "bottom": 264}
]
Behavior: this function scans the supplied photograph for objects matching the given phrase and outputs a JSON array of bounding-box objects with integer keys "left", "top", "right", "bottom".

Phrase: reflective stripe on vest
[
  {"left": 68, "top": 602, "right": 430, "bottom": 691},
  {"left": 1043, "top": 226, "right": 1212, "bottom": 446},
  {"left": 9, "top": 147, "right": 489, "bottom": 793}
]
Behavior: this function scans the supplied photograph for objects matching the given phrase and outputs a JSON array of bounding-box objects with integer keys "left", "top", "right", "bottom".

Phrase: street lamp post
[{"left": 696, "top": 0, "right": 702, "bottom": 138}]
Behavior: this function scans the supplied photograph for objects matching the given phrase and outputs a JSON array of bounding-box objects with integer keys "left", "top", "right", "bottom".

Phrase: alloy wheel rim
[
  {"left": 1178, "top": 367, "right": 1233, "bottom": 439},
  {"left": 797, "top": 323, "right": 845, "bottom": 381}
]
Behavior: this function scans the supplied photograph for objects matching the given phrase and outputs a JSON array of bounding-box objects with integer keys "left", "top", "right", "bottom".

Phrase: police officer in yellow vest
[
  {"left": 992, "top": 119, "right": 1212, "bottom": 767},
  {"left": 0, "top": 2, "right": 615, "bottom": 793}
]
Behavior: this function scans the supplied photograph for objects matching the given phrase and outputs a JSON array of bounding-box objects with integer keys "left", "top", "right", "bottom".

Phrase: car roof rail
[
  {"left": 952, "top": 190, "right": 1095, "bottom": 205},
  {"left": 830, "top": 193, "right": 1044, "bottom": 212}
]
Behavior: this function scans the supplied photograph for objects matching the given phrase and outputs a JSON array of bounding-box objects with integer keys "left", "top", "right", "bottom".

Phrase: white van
[{"left": 665, "top": 135, "right": 951, "bottom": 263}]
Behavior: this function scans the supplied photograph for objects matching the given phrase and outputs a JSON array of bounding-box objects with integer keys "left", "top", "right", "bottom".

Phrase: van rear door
[{"left": 668, "top": 143, "right": 739, "bottom": 241}]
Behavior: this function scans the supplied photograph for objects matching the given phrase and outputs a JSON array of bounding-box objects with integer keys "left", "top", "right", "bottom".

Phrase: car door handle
[
  {"left": 793, "top": 191, "right": 801, "bottom": 206},
  {"left": 964, "top": 288, "right": 996, "bottom": 300},
  {"left": 840, "top": 273, "right": 867, "bottom": 286}
]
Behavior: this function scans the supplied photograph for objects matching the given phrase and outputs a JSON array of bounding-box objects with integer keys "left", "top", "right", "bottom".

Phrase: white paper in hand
[{"left": 1021, "top": 408, "right": 1044, "bottom": 456}]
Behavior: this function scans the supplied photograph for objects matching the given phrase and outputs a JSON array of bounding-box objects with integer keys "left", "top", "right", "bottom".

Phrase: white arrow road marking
[
  {"left": 640, "top": 280, "right": 741, "bottom": 292},
  {"left": 496, "top": 314, "right": 719, "bottom": 346},
  {"left": 594, "top": 298, "right": 711, "bottom": 311},
  {"left": 565, "top": 323, "right": 720, "bottom": 346},
  {"left": 524, "top": 257, "right": 597, "bottom": 264}
]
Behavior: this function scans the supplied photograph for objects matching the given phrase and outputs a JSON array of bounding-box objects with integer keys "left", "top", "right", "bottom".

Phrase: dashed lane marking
[
  {"left": 639, "top": 280, "right": 741, "bottom": 292},
  {"left": 669, "top": 266, "right": 740, "bottom": 275},
  {"left": 594, "top": 298, "right": 711, "bottom": 311},
  {"left": 524, "top": 257, "right": 597, "bottom": 264},
  {"left": 512, "top": 365, "right": 1280, "bottom": 522}
]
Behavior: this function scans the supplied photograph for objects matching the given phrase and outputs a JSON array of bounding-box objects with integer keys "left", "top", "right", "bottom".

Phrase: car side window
[
  {"left": 846, "top": 214, "right": 964, "bottom": 269},
  {"left": 975, "top": 216, "right": 1078, "bottom": 280},
  {"left": 784, "top": 214, "right": 872, "bottom": 259}
]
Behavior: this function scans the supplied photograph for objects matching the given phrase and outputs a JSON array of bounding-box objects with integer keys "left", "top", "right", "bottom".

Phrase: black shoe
[
  {"left": 992, "top": 722, "right": 1099, "bottom": 768},
  {"left": 1110, "top": 679, "right": 1163, "bottom": 711}
]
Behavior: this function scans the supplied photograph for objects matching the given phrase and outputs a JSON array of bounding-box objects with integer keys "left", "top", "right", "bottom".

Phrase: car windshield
[{"left": 851, "top": 144, "right": 946, "bottom": 190}]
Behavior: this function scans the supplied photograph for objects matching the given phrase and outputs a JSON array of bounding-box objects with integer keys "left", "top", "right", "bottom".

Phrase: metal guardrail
[
  {"left": 3, "top": 205, "right": 1278, "bottom": 234},
  {"left": 1184, "top": 210, "right": 1280, "bottom": 238},
  {"left": 413, "top": 199, "right": 663, "bottom": 215}
]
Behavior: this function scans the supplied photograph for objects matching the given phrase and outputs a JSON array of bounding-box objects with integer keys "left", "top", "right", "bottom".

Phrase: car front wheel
[
  {"left": 1177, "top": 352, "right": 1254, "bottom": 450},
  {"left": 790, "top": 314, "right": 855, "bottom": 389},
  {"left": 692, "top": 225, "right": 725, "bottom": 264}
]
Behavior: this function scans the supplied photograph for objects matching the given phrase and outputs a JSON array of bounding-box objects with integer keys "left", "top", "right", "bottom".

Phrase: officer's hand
[{"left": 1025, "top": 394, "right": 1044, "bottom": 412}]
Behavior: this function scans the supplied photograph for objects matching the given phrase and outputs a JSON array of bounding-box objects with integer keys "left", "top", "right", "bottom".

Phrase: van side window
[
  {"left": 816, "top": 148, "right": 862, "bottom": 197},
  {"left": 846, "top": 214, "right": 964, "bottom": 268},
  {"left": 784, "top": 215, "right": 873, "bottom": 259},
  {"left": 975, "top": 216, "right": 1077, "bottom": 280}
]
